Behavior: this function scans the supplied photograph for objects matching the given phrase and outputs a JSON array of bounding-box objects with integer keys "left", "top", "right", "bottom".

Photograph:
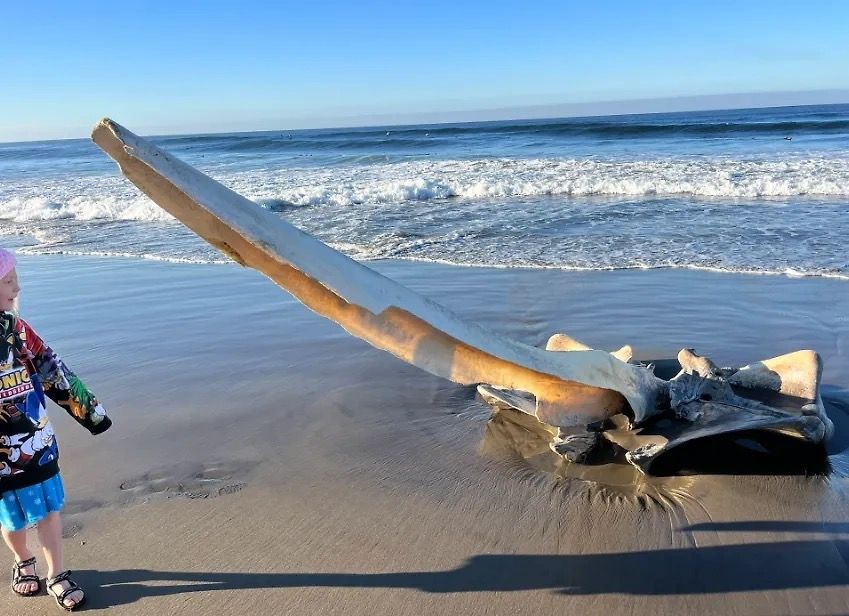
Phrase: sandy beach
[{"left": 0, "top": 253, "right": 845, "bottom": 615}]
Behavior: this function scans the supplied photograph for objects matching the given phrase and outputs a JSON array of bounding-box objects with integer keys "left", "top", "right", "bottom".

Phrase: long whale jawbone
[{"left": 91, "top": 118, "right": 666, "bottom": 428}]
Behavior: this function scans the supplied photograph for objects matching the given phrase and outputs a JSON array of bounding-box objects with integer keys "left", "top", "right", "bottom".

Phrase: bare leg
[
  {"left": 1, "top": 525, "right": 39, "bottom": 594},
  {"left": 38, "top": 512, "right": 83, "bottom": 608}
]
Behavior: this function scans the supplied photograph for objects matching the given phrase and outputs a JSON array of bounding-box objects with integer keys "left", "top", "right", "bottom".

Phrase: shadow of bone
[
  {"left": 823, "top": 389, "right": 849, "bottom": 455},
  {"left": 645, "top": 429, "right": 830, "bottom": 477},
  {"left": 77, "top": 540, "right": 849, "bottom": 607}
]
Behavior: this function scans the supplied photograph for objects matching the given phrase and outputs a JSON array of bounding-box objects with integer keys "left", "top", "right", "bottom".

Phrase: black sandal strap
[
  {"left": 13, "top": 556, "right": 37, "bottom": 571},
  {"left": 48, "top": 570, "right": 83, "bottom": 598},
  {"left": 48, "top": 570, "right": 73, "bottom": 586},
  {"left": 14, "top": 574, "right": 39, "bottom": 583},
  {"left": 57, "top": 585, "right": 81, "bottom": 603},
  {"left": 11, "top": 558, "right": 41, "bottom": 597}
]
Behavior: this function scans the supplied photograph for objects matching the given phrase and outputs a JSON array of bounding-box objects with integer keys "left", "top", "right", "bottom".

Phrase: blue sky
[{"left": 1, "top": 0, "right": 848, "bottom": 141}]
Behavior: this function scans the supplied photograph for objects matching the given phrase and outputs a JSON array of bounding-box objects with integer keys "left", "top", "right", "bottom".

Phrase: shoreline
[{"left": 10, "top": 242, "right": 849, "bottom": 282}]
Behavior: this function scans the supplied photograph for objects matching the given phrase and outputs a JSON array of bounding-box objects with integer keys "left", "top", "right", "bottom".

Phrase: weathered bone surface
[
  {"left": 91, "top": 119, "right": 665, "bottom": 428},
  {"left": 674, "top": 349, "right": 832, "bottom": 440},
  {"left": 483, "top": 346, "right": 833, "bottom": 474},
  {"left": 727, "top": 350, "right": 829, "bottom": 434},
  {"left": 538, "top": 333, "right": 635, "bottom": 426},
  {"left": 621, "top": 349, "right": 833, "bottom": 471},
  {"left": 542, "top": 334, "right": 662, "bottom": 425},
  {"left": 91, "top": 119, "right": 833, "bottom": 472},
  {"left": 545, "top": 333, "right": 633, "bottom": 363},
  {"left": 728, "top": 350, "right": 820, "bottom": 398}
]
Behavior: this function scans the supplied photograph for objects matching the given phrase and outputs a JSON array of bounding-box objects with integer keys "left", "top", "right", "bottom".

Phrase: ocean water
[{"left": 1, "top": 104, "right": 849, "bottom": 278}]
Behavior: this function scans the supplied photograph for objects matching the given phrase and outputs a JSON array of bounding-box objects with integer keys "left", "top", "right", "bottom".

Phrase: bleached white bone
[{"left": 545, "top": 333, "right": 633, "bottom": 363}]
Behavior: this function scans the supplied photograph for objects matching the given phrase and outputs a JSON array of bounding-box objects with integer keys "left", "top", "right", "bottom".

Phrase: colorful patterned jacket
[{"left": 0, "top": 311, "right": 111, "bottom": 493}]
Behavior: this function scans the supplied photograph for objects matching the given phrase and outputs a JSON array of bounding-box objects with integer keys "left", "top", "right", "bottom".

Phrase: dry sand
[{"left": 2, "top": 255, "right": 848, "bottom": 615}]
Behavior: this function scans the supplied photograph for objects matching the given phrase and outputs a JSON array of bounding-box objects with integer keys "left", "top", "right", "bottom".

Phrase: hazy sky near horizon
[{"left": 2, "top": 0, "right": 848, "bottom": 141}]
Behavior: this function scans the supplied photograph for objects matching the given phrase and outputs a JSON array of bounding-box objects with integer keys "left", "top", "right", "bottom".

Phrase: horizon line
[{"left": 3, "top": 88, "right": 848, "bottom": 145}]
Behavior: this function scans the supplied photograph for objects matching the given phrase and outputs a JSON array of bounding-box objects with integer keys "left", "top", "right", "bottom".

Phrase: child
[{"left": 0, "top": 248, "right": 111, "bottom": 611}]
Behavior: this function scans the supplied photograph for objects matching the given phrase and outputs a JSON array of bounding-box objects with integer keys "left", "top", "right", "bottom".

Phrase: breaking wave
[
  {"left": 0, "top": 196, "right": 173, "bottom": 223},
  {"left": 3, "top": 104, "right": 849, "bottom": 281},
  {"left": 3, "top": 155, "right": 849, "bottom": 224}
]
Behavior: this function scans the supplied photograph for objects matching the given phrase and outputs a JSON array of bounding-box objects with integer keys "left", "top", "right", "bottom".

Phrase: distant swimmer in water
[{"left": 784, "top": 136, "right": 792, "bottom": 140}]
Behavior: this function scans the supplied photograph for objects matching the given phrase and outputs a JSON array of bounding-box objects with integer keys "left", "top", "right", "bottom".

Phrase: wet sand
[{"left": 2, "top": 254, "right": 849, "bottom": 615}]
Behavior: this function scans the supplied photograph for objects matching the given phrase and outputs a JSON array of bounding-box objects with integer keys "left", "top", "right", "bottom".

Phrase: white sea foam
[
  {"left": 0, "top": 195, "right": 173, "bottom": 223},
  {"left": 0, "top": 175, "right": 173, "bottom": 223},
  {"left": 17, "top": 242, "right": 849, "bottom": 281},
  {"left": 4, "top": 153, "right": 849, "bottom": 281},
  {"left": 352, "top": 253, "right": 849, "bottom": 281},
  {"left": 3, "top": 155, "right": 849, "bottom": 224},
  {"left": 15, "top": 246, "right": 228, "bottom": 265},
  {"left": 229, "top": 156, "right": 849, "bottom": 207}
]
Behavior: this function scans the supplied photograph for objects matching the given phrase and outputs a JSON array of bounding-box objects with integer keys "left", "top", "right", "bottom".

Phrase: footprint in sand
[{"left": 118, "top": 460, "right": 252, "bottom": 503}]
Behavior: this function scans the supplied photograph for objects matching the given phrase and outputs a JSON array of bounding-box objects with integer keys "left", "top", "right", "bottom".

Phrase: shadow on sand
[{"left": 77, "top": 538, "right": 849, "bottom": 607}]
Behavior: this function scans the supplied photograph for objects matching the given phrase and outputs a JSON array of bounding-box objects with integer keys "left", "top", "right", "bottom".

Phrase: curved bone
[
  {"left": 728, "top": 350, "right": 833, "bottom": 440},
  {"left": 677, "top": 348, "right": 723, "bottom": 378},
  {"left": 545, "top": 333, "right": 633, "bottom": 363},
  {"left": 728, "top": 350, "right": 820, "bottom": 400},
  {"left": 540, "top": 334, "right": 635, "bottom": 426},
  {"left": 91, "top": 119, "right": 666, "bottom": 427}
]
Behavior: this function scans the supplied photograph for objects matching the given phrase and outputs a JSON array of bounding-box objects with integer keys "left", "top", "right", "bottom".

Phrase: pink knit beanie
[{"left": 0, "top": 248, "right": 16, "bottom": 279}]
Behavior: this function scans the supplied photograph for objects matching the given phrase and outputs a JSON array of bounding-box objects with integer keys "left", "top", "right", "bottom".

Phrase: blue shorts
[{"left": 0, "top": 474, "right": 65, "bottom": 532}]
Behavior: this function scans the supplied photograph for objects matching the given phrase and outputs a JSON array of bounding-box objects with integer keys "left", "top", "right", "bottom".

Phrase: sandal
[
  {"left": 46, "top": 570, "right": 86, "bottom": 611},
  {"left": 11, "top": 556, "right": 41, "bottom": 597}
]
